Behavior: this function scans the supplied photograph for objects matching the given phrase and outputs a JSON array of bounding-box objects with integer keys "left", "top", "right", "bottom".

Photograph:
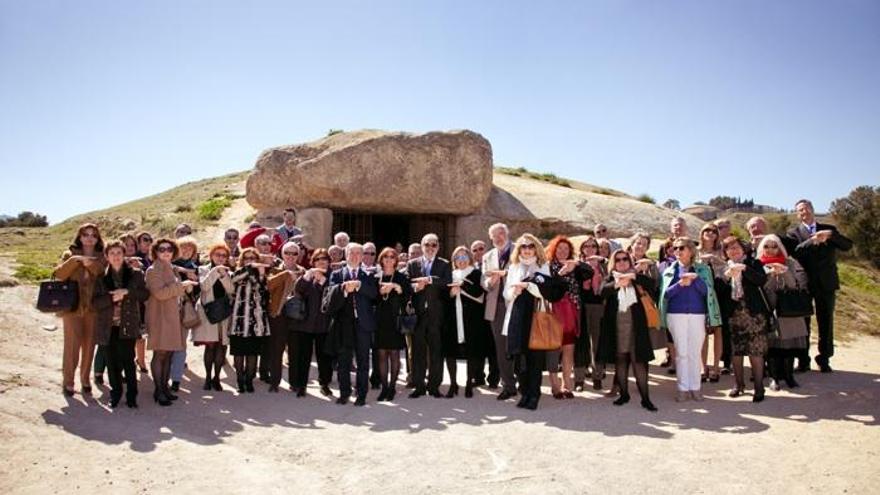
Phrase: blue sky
[{"left": 2, "top": 1, "right": 878, "bottom": 223}]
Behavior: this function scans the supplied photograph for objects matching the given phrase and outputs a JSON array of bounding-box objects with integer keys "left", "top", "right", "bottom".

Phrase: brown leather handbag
[
  {"left": 528, "top": 299, "right": 563, "bottom": 350},
  {"left": 636, "top": 285, "right": 660, "bottom": 330}
]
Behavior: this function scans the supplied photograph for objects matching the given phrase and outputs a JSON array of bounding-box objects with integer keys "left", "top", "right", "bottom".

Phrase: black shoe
[
  {"left": 82, "top": 385, "right": 93, "bottom": 395},
  {"left": 613, "top": 394, "right": 631, "bottom": 406},
  {"left": 296, "top": 387, "right": 306, "bottom": 397},
  {"left": 212, "top": 377, "right": 222, "bottom": 391},
  {"left": 268, "top": 385, "right": 279, "bottom": 393},
  {"left": 667, "top": 368, "right": 676, "bottom": 376},
  {"left": 387, "top": 388, "right": 396, "bottom": 401},
  {"left": 405, "top": 382, "right": 416, "bottom": 389},
  {"left": 753, "top": 388, "right": 766, "bottom": 403},
  {"left": 167, "top": 392, "right": 178, "bottom": 401},
  {"left": 370, "top": 381, "right": 381, "bottom": 390},
  {"left": 475, "top": 377, "right": 487, "bottom": 386},
  {"left": 246, "top": 379, "right": 255, "bottom": 393},
  {"left": 336, "top": 395, "right": 349, "bottom": 405},
  {"left": 203, "top": 380, "right": 212, "bottom": 391},
  {"left": 153, "top": 393, "right": 172, "bottom": 406},
  {"left": 429, "top": 388, "right": 443, "bottom": 398},
  {"left": 815, "top": 355, "right": 833, "bottom": 373},
  {"left": 377, "top": 387, "right": 388, "bottom": 402},
  {"left": 641, "top": 399, "right": 658, "bottom": 412},
  {"left": 497, "top": 390, "right": 516, "bottom": 401},
  {"left": 354, "top": 397, "right": 366, "bottom": 406},
  {"left": 465, "top": 386, "right": 474, "bottom": 398},
  {"left": 409, "top": 388, "right": 425, "bottom": 399},
  {"left": 487, "top": 381, "right": 499, "bottom": 390},
  {"left": 109, "top": 397, "right": 120, "bottom": 409},
  {"left": 170, "top": 381, "right": 180, "bottom": 392},
  {"left": 126, "top": 398, "right": 138, "bottom": 409},
  {"left": 516, "top": 395, "right": 529, "bottom": 408},
  {"left": 237, "top": 378, "right": 246, "bottom": 393},
  {"left": 94, "top": 375, "right": 104, "bottom": 385},
  {"left": 784, "top": 375, "right": 800, "bottom": 388},
  {"left": 259, "top": 372, "right": 270, "bottom": 383},
  {"left": 138, "top": 366, "right": 148, "bottom": 374},
  {"left": 524, "top": 396, "right": 539, "bottom": 410},
  {"left": 445, "top": 384, "right": 459, "bottom": 398},
  {"left": 574, "top": 381, "right": 584, "bottom": 392},
  {"left": 320, "top": 385, "right": 333, "bottom": 397},
  {"left": 795, "top": 358, "right": 810, "bottom": 373},
  {"left": 593, "top": 379, "right": 603, "bottom": 391},
  {"left": 62, "top": 387, "right": 75, "bottom": 397}
]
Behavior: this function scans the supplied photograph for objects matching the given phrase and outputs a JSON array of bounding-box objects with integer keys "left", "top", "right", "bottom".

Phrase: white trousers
[{"left": 667, "top": 313, "right": 707, "bottom": 392}]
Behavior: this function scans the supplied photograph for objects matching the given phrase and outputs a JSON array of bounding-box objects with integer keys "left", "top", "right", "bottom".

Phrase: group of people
[{"left": 53, "top": 200, "right": 852, "bottom": 412}]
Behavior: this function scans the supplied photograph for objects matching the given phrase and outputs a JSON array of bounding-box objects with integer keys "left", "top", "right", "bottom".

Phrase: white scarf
[
  {"left": 728, "top": 259, "right": 744, "bottom": 301},
  {"left": 501, "top": 262, "right": 548, "bottom": 336},
  {"left": 613, "top": 271, "right": 638, "bottom": 313},
  {"left": 452, "top": 266, "right": 481, "bottom": 344}
]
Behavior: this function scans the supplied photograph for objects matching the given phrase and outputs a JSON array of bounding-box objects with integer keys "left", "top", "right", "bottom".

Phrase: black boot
[
  {"left": 784, "top": 357, "right": 800, "bottom": 388},
  {"left": 237, "top": 373, "right": 246, "bottom": 393}
]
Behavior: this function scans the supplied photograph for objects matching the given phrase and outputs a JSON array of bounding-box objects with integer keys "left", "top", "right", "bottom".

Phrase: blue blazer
[{"left": 322, "top": 265, "right": 378, "bottom": 334}]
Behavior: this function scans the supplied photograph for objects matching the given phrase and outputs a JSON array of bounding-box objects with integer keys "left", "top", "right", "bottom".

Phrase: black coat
[
  {"left": 784, "top": 223, "right": 853, "bottom": 293},
  {"left": 93, "top": 265, "right": 149, "bottom": 345},
  {"left": 322, "top": 266, "right": 379, "bottom": 355},
  {"left": 506, "top": 271, "right": 566, "bottom": 357},
  {"left": 596, "top": 274, "right": 655, "bottom": 364},
  {"left": 293, "top": 276, "right": 329, "bottom": 334},
  {"left": 407, "top": 256, "right": 452, "bottom": 317},
  {"left": 718, "top": 256, "right": 771, "bottom": 319}
]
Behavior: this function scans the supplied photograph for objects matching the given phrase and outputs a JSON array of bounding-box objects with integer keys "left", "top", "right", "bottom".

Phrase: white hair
[
  {"left": 334, "top": 231, "right": 350, "bottom": 243},
  {"left": 421, "top": 233, "right": 439, "bottom": 245},
  {"left": 345, "top": 242, "right": 363, "bottom": 258},
  {"left": 281, "top": 241, "right": 300, "bottom": 254},
  {"left": 488, "top": 223, "right": 509, "bottom": 237},
  {"left": 254, "top": 233, "right": 272, "bottom": 244},
  {"left": 746, "top": 216, "right": 767, "bottom": 230},
  {"left": 756, "top": 234, "right": 789, "bottom": 259}
]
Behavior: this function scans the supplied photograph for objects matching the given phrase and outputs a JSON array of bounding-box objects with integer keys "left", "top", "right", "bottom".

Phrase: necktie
[
  {"left": 424, "top": 259, "right": 432, "bottom": 277},
  {"left": 349, "top": 268, "right": 359, "bottom": 318}
]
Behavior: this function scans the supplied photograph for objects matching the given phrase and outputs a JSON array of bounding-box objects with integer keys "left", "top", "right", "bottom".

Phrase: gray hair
[
  {"left": 421, "top": 233, "right": 439, "bottom": 245},
  {"left": 345, "top": 242, "right": 363, "bottom": 258},
  {"left": 334, "top": 231, "right": 350, "bottom": 244},
  {"left": 746, "top": 215, "right": 767, "bottom": 230},
  {"left": 487, "top": 222, "right": 509, "bottom": 237},
  {"left": 756, "top": 234, "right": 789, "bottom": 259},
  {"left": 254, "top": 233, "right": 272, "bottom": 244}
]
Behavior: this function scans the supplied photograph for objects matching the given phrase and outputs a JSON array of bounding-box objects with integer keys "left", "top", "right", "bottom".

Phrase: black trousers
[
  {"left": 412, "top": 313, "right": 443, "bottom": 391},
  {"left": 103, "top": 327, "right": 137, "bottom": 402},
  {"left": 522, "top": 349, "right": 546, "bottom": 400},
  {"left": 268, "top": 316, "right": 296, "bottom": 387},
  {"left": 293, "top": 332, "right": 333, "bottom": 388},
  {"left": 337, "top": 330, "right": 371, "bottom": 399},
  {"left": 804, "top": 290, "right": 837, "bottom": 359}
]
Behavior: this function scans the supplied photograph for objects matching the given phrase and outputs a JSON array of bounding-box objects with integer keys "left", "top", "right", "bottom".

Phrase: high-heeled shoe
[
  {"left": 445, "top": 384, "right": 459, "bottom": 398},
  {"left": 641, "top": 399, "right": 658, "bottom": 412},
  {"left": 377, "top": 387, "right": 388, "bottom": 402},
  {"left": 153, "top": 392, "right": 172, "bottom": 406},
  {"left": 524, "top": 396, "right": 539, "bottom": 410},
  {"left": 613, "top": 394, "right": 630, "bottom": 406},
  {"left": 203, "top": 379, "right": 213, "bottom": 391},
  {"left": 212, "top": 377, "right": 222, "bottom": 391},
  {"left": 82, "top": 385, "right": 93, "bottom": 395},
  {"left": 166, "top": 392, "right": 179, "bottom": 401},
  {"left": 62, "top": 387, "right": 75, "bottom": 397},
  {"left": 465, "top": 386, "right": 473, "bottom": 398},
  {"left": 245, "top": 379, "right": 255, "bottom": 393},
  {"left": 387, "top": 388, "right": 396, "bottom": 401},
  {"left": 237, "top": 376, "right": 246, "bottom": 393},
  {"left": 753, "top": 388, "right": 766, "bottom": 403}
]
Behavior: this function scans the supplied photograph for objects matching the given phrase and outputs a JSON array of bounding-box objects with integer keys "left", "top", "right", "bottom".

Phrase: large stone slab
[{"left": 246, "top": 129, "right": 493, "bottom": 214}]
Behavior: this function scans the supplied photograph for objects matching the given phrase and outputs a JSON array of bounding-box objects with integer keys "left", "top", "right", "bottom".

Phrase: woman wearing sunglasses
[
  {"left": 144, "top": 238, "right": 198, "bottom": 406},
  {"left": 192, "top": 244, "right": 235, "bottom": 392},
  {"left": 447, "top": 246, "right": 487, "bottom": 398},
  {"left": 290, "top": 249, "right": 335, "bottom": 397},
  {"left": 502, "top": 234, "right": 565, "bottom": 410},
  {"left": 229, "top": 247, "right": 272, "bottom": 394},
  {"left": 373, "top": 247, "right": 412, "bottom": 401},
  {"left": 698, "top": 223, "right": 727, "bottom": 383},
  {"left": 659, "top": 237, "right": 722, "bottom": 402},
  {"left": 54, "top": 223, "right": 107, "bottom": 396},
  {"left": 596, "top": 250, "right": 658, "bottom": 411}
]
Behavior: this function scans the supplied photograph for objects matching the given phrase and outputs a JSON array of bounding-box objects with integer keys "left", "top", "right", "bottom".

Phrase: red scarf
[{"left": 759, "top": 253, "right": 787, "bottom": 266}]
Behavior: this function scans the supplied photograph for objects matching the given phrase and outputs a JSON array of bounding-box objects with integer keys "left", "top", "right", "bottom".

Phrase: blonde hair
[
  {"left": 176, "top": 236, "right": 199, "bottom": 257},
  {"left": 450, "top": 245, "right": 473, "bottom": 266},
  {"left": 510, "top": 233, "right": 546, "bottom": 265}
]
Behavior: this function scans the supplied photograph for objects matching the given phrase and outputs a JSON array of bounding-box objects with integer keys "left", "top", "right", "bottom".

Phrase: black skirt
[
  {"left": 229, "top": 335, "right": 267, "bottom": 356},
  {"left": 375, "top": 302, "right": 405, "bottom": 350}
]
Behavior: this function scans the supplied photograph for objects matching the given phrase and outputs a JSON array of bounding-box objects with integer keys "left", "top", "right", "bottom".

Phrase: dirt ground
[{"left": 1, "top": 281, "right": 878, "bottom": 494}]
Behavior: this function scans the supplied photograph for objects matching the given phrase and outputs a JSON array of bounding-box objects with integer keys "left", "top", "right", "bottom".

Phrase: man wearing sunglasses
[{"left": 406, "top": 233, "right": 452, "bottom": 398}]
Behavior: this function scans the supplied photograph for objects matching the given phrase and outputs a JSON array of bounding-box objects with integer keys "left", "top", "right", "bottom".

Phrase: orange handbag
[{"left": 528, "top": 299, "right": 563, "bottom": 350}]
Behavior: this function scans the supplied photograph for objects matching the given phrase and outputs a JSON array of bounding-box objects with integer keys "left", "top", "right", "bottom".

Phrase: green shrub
[
  {"left": 14, "top": 263, "right": 53, "bottom": 282},
  {"left": 637, "top": 194, "right": 656, "bottom": 204},
  {"left": 197, "top": 197, "right": 233, "bottom": 221}
]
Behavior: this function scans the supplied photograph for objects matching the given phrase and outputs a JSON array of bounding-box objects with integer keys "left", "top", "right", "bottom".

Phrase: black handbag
[
  {"left": 36, "top": 280, "right": 79, "bottom": 313},
  {"left": 757, "top": 287, "right": 780, "bottom": 339},
  {"left": 283, "top": 296, "right": 308, "bottom": 321},
  {"left": 204, "top": 296, "right": 232, "bottom": 324},
  {"left": 399, "top": 301, "right": 417, "bottom": 335},
  {"left": 775, "top": 289, "right": 813, "bottom": 318}
]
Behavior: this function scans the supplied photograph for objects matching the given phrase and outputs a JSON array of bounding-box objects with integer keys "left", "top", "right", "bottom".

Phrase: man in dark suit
[
  {"left": 406, "top": 233, "right": 452, "bottom": 398},
  {"left": 322, "top": 243, "right": 378, "bottom": 405},
  {"left": 784, "top": 199, "right": 853, "bottom": 373}
]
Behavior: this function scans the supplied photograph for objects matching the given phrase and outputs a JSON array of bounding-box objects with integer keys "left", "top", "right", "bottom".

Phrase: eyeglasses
[
  {"left": 157, "top": 245, "right": 174, "bottom": 253},
  {"left": 139, "top": 237, "right": 153, "bottom": 243},
  {"left": 81, "top": 232, "right": 98, "bottom": 239},
  {"left": 314, "top": 256, "right": 330, "bottom": 262},
  {"left": 472, "top": 247, "right": 485, "bottom": 252},
  {"left": 454, "top": 255, "right": 470, "bottom": 261},
  {"left": 521, "top": 243, "right": 536, "bottom": 249},
  {"left": 282, "top": 251, "right": 299, "bottom": 256},
  {"left": 765, "top": 245, "right": 778, "bottom": 250},
  {"left": 423, "top": 242, "right": 438, "bottom": 248},
  {"left": 225, "top": 236, "right": 238, "bottom": 241},
  {"left": 614, "top": 257, "right": 629, "bottom": 263},
  {"left": 364, "top": 252, "right": 376, "bottom": 256},
  {"left": 672, "top": 246, "right": 687, "bottom": 252},
  {"left": 597, "top": 229, "right": 607, "bottom": 234},
  {"left": 256, "top": 241, "right": 270, "bottom": 246},
  {"left": 704, "top": 230, "right": 719, "bottom": 235}
]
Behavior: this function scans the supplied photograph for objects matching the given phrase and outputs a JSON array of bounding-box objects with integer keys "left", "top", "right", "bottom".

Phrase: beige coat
[
  {"left": 191, "top": 264, "right": 234, "bottom": 345},
  {"left": 145, "top": 260, "right": 186, "bottom": 351},
  {"left": 480, "top": 245, "right": 509, "bottom": 321}
]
